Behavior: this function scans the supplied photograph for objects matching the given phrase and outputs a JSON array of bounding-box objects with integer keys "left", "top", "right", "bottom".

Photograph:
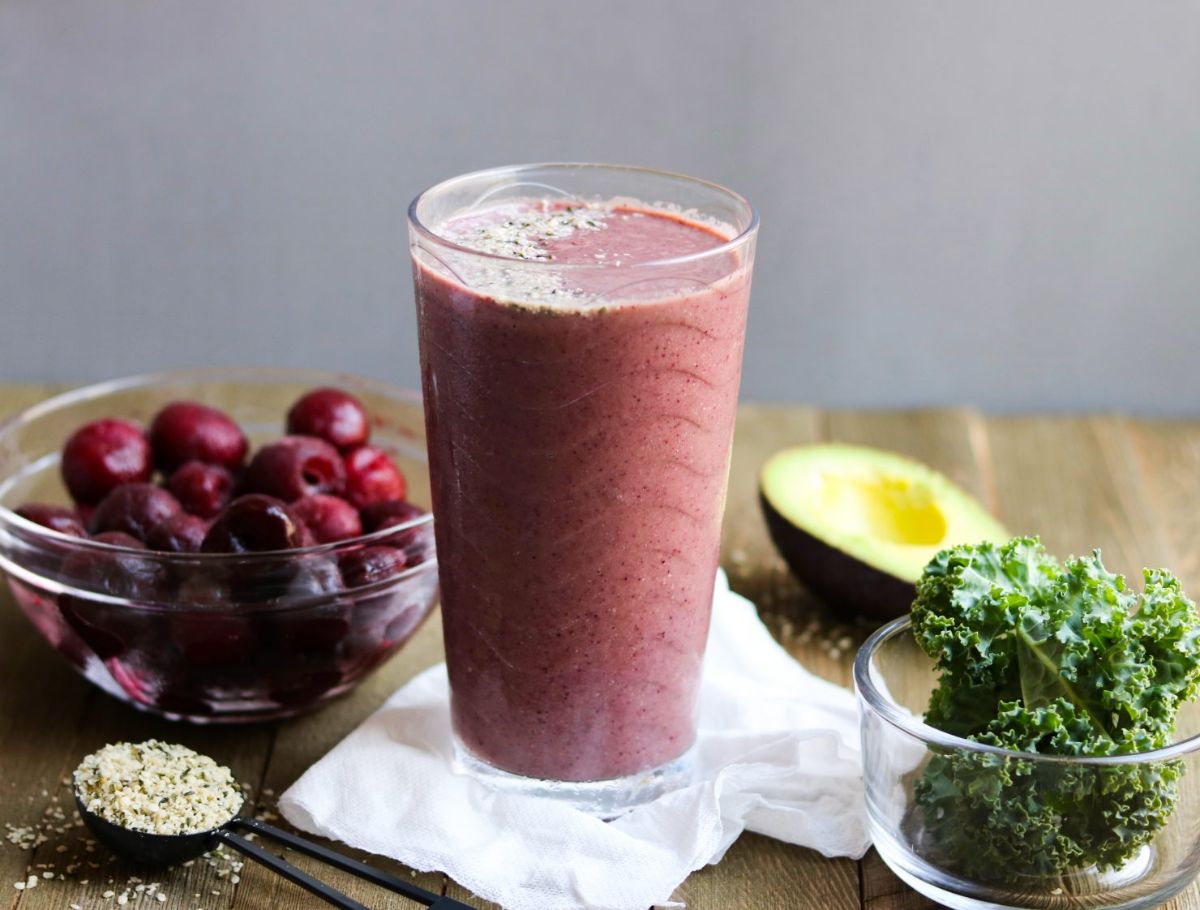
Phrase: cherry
[
  {"left": 360, "top": 501, "right": 430, "bottom": 562},
  {"left": 61, "top": 419, "right": 152, "bottom": 505},
  {"left": 14, "top": 503, "right": 87, "bottom": 537},
  {"left": 149, "top": 401, "right": 248, "bottom": 472},
  {"left": 58, "top": 596, "right": 130, "bottom": 661},
  {"left": 383, "top": 598, "right": 431, "bottom": 644},
  {"left": 285, "top": 556, "right": 343, "bottom": 599},
  {"left": 170, "top": 612, "right": 258, "bottom": 666},
  {"left": 167, "top": 461, "right": 234, "bottom": 518},
  {"left": 201, "top": 495, "right": 308, "bottom": 553},
  {"left": 402, "top": 530, "right": 434, "bottom": 566},
  {"left": 339, "top": 546, "right": 407, "bottom": 589},
  {"left": 232, "top": 554, "right": 340, "bottom": 605},
  {"left": 62, "top": 531, "right": 170, "bottom": 600},
  {"left": 277, "top": 610, "right": 351, "bottom": 654},
  {"left": 342, "top": 446, "right": 406, "bottom": 510},
  {"left": 145, "top": 512, "right": 209, "bottom": 553},
  {"left": 292, "top": 495, "right": 363, "bottom": 543},
  {"left": 92, "top": 530, "right": 145, "bottom": 548},
  {"left": 89, "top": 483, "right": 182, "bottom": 540},
  {"left": 242, "top": 436, "right": 346, "bottom": 502},
  {"left": 359, "top": 500, "right": 424, "bottom": 533},
  {"left": 286, "top": 388, "right": 370, "bottom": 452},
  {"left": 176, "top": 570, "right": 231, "bottom": 607},
  {"left": 57, "top": 532, "right": 170, "bottom": 659}
]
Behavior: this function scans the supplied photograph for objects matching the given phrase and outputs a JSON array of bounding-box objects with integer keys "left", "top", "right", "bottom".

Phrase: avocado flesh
[{"left": 760, "top": 444, "right": 1008, "bottom": 619}]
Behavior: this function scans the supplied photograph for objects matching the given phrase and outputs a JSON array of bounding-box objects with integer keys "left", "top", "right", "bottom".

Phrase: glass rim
[
  {"left": 407, "top": 161, "right": 760, "bottom": 270},
  {"left": 0, "top": 366, "right": 435, "bottom": 561},
  {"left": 854, "top": 614, "right": 1200, "bottom": 765}
]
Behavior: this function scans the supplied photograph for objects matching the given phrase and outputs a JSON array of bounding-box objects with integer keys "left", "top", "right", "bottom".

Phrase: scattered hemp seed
[{"left": 74, "top": 741, "right": 242, "bottom": 836}]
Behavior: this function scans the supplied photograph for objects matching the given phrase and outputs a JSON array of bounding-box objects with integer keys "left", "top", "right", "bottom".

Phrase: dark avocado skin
[{"left": 760, "top": 490, "right": 917, "bottom": 621}]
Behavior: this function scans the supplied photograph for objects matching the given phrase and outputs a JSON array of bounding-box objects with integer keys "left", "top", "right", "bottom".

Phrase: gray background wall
[{"left": 2, "top": 1, "right": 1198, "bottom": 413}]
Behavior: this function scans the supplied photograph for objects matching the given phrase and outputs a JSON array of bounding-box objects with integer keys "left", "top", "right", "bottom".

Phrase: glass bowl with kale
[{"left": 854, "top": 537, "right": 1200, "bottom": 910}]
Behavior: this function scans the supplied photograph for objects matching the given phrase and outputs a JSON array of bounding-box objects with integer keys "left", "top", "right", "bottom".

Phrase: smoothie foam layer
[
  {"left": 428, "top": 200, "right": 739, "bottom": 308},
  {"left": 414, "top": 199, "right": 752, "bottom": 781}
]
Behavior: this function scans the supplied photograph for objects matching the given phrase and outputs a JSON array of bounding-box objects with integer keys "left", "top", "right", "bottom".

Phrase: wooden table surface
[{"left": 3, "top": 384, "right": 1200, "bottom": 910}]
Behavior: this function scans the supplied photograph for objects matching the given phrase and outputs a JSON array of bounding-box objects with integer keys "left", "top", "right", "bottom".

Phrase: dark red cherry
[
  {"left": 201, "top": 495, "right": 308, "bottom": 553},
  {"left": 176, "top": 570, "right": 231, "bottom": 607},
  {"left": 359, "top": 500, "right": 424, "bottom": 533},
  {"left": 292, "top": 495, "right": 363, "bottom": 543},
  {"left": 60, "top": 531, "right": 169, "bottom": 601},
  {"left": 167, "top": 461, "right": 234, "bottom": 518},
  {"left": 56, "top": 530, "right": 168, "bottom": 660},
  {"left": 339, "top": 546, "right": 407, "bottom": 589},
  {"left": 61, "top": 419, "right": 152, "bottom": 505},
  {"left": 145, "top": 512, "right": 209, "bottom": 553},
  {"left": 170, "top": 612, "right": 258, "bottom": 666},
  {"left": 286, "top": 388, "right": 370, "bottom": 452},
  {"left": 223, "top": 551, "right": 339, "bottom": 604},
  {"left": 149, "top": 401, "right": 248, "bottom": 472},
  {"left": 242, "top": 436, "right": 345, "bottom": 502},
  {"left": 92, "top": 530, "right": 145, "bottom": 549},
  {"left": 14, "top": 503, "right": 87, "bottom": 537},
  {"left": 284, "top": 557, "right": 343, "bottom": 599},
  {"left": 342, "top": 446, "right": 406, "bottom": 510},
  {"left": 89, "top": 483, "right": 182, "bottom": 540},
  {"left": 273, "top": 592, "right": 350, "bottom": 655},
  {"left": 57, "top": 597, "right": 130, "bottom": 660}
]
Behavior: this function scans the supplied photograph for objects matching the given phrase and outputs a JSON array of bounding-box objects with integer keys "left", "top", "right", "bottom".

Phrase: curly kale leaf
[{"left": 910, "top": 537, "right": 1200, "bottom": 881}]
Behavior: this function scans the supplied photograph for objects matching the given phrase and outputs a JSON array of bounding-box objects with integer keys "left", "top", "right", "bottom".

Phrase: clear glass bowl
[
  {"left": 0, "top": 368, "right": 438, "bottom": 723},
  {"left": 855, "top": 616, "right": 1200, "bottom": 910}
]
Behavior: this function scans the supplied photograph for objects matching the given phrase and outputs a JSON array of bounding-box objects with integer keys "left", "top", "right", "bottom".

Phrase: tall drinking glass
[{"left": 408, "top": 164, "right": 757, "bottom": 813}]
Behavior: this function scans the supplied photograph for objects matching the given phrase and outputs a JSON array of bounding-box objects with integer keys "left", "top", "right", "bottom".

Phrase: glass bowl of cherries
[{"left": 0, "top": 368, "right": 438, "bottom": 722}]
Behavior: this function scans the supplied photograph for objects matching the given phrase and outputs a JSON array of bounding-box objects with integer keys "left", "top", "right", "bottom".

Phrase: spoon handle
[
  {"left": 230, "top": 817, "right": 476, "bottom": 909},
  {"left": 215, "top": 830, "right": 372, "bottom": 910}
]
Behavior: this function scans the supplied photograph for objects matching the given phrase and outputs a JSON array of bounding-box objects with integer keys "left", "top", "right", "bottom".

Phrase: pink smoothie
[{"left": 413, "top": 200, "right": 752, "bottom": 781}]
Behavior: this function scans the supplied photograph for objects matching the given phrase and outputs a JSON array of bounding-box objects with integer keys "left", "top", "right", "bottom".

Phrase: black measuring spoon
[{"left": 74, "top": 787, "right": 475, "bottom": 910}]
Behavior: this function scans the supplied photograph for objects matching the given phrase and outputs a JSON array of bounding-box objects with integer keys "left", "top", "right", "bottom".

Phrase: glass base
[
  {"left": 452, "top": 737, "right": 696, "bottom": 818},
  {"left": 875, "top": 832, "right": 1185, "bottom": 910}
]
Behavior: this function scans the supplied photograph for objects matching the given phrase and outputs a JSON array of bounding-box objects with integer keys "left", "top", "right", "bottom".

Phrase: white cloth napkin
[{"left": 279, "top": 571, "right": 868, "bottom": 910}]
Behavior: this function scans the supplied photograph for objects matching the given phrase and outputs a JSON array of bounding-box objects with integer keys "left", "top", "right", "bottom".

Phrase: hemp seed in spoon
[{"left": 74, "top": 740, "right": 243, "bottom": 836}]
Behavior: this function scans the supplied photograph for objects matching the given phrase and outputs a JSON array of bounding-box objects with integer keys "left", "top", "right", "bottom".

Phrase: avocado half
[{"left": 760, "top": 444, "right": 1007, "bottom": 620}]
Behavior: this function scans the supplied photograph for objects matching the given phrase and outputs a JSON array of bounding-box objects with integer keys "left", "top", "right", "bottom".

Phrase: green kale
[{"left": 910, "top": 537, "right": 1200, "bottom": 880}]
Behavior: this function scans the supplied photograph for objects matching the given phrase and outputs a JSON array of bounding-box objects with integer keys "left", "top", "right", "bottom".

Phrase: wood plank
[
  {"left": 1125, "top": 418, "right": 1200, "bottom": 590},
  {"left": 1120, "top": 417, "right": 1200, "bottom": 910},
  {"left": 675, "top": 834, "right": 860, "bottom": 910},
  {"left": 860, "top": 850, "right": 933, "bottom": 910},
  {"left": 0, "top": 387, "right": 100, "bottom": 910},
  {"left": 442, "top": 879, "right": 499, "bottom": 910},
  {"left": 983, "top": 415, "right": 1173, "bottom": 576},
  {"left": 0, "top": 586, "right": 96, "bottom": 910}
]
